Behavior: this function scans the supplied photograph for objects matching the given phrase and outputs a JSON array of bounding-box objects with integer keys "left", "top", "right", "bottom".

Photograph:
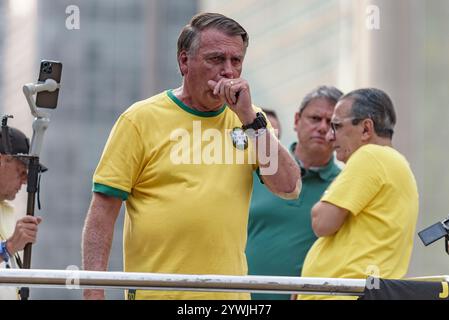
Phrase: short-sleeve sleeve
[
  {"left": 321, "top": 147, "right": 384, "bottom": 216},
  {"left": 93, "top": 115, "right": 145, "bottom": 198}
]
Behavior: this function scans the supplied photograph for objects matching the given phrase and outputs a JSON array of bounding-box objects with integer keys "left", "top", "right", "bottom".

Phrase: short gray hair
[
  {"left": 177, "top": 12, "right": 249, "bottom": 58},
  {"left": 341, "top": 88, "right": 396, "bottom": 139},
  {"left": 299, "top": 85, "right": 343, "bottom": 114}
]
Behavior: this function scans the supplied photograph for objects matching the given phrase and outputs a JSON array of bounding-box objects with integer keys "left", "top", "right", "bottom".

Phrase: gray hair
[
  {"left": 341, "top": 88, "right": 396, "bottom": 139},
  {"left": 177, "top": 12, "right": 249, "bottom": 58},
  {"left": 299, "top": 85, "right": 343, "bottom": 114}
]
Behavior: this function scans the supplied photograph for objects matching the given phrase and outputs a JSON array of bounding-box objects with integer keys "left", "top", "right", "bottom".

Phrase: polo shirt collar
[{"left": 289, "top": 142, "right": 339, "bottom": 181}]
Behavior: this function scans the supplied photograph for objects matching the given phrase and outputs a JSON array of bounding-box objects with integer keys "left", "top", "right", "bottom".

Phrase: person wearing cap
[
  {"left": 0, "top": 125, "right": 42, "bottom": 299},
  {"left": 246, "top": 86, "right": 342, "bottom": 300}
]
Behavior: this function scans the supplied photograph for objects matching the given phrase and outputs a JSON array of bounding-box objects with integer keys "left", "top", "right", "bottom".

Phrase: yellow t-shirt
[
  {"left": 300, "top": 144, "right": 419, "bottom": 300},
  {"left": 94, "top": 90, "right": 260, "bottom": 299},
  {"left": 0, "top": 201, "right": 19, "bottom": 300}
]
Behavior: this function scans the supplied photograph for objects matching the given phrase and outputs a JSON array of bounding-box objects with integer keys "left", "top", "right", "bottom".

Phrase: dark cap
[
  {"left": 0, "top": 126, "right": 47, "bottom": 172},
  {"left": 0, "top": 126, "right": 30, "bottom": 155}
]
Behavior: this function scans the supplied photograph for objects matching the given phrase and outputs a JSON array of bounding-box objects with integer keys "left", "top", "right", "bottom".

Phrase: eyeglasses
[{"left": 330, "top": 117, "right": 363, "bottom": 136}]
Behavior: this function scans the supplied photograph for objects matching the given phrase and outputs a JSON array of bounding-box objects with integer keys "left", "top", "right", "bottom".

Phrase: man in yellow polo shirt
[
  {"left": 82, "top": 13, "right": 301, "bottom": 300},
  {"left": 299, "top": 88, "right": 419, "bottom": 300}
]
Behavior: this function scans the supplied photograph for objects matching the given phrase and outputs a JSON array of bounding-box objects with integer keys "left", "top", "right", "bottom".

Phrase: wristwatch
[
  {"left": 0, "top": 241, "right": 10, "bottom": 263},
  {"left": 242, "top": 112, "right": 267, "bottom": 131}
]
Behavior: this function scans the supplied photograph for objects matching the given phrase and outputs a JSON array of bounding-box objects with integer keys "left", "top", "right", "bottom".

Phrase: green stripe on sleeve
[{"left": 93, "top": 183, "right": 129, "bottom": 200}]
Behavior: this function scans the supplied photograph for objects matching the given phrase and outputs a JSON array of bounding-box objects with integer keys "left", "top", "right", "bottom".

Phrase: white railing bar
[{"left": 0, "top": 269, "right": 366, "bottom": 296}]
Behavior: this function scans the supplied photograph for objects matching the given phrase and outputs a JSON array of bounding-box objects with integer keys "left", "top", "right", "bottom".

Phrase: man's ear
[
  {"left": 293, "top": 112, "right": 300, "bottom": 132},
  {"left": 178, "top": 51, "right": 189, "bottom": 76},
  {"left": 361, "top": 119, "right": 374, "bottom": 141}
]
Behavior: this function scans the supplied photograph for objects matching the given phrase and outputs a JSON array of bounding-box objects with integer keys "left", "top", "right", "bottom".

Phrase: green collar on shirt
[
  {"left": 167, "top": 90, "right": 227, "bottom": 117},
  {"left": 289, "top": 142, "right": 340, "bottom": 181}
]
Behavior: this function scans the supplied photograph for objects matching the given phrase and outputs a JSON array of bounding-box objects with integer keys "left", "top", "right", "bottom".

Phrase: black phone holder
[
  {"left": 418, "top": 216, "right": 449, "bottom": 255},
  {"left": 23, "top": 79, "right": 59, "bottom": 157}
]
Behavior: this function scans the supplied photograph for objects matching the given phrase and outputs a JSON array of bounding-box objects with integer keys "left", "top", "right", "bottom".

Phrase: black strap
[
  {"left": 37, "top": 174, "right": 42, "bottom": 210},
  {"left": 14, "top": 253, "right": 22, "bottom": 269}
]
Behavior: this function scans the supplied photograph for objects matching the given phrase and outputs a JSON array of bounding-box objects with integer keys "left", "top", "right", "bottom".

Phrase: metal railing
[{"left": 0, "top": 269, "right": 366, "bottom": 296}]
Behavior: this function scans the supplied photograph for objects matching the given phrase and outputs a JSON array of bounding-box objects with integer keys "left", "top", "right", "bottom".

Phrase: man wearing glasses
[
  {"left": 298, "top": 88, "right": 419, "bottom": 300},
  {"left": 247, "top": 86, "right": 342, "bottom": 300}
]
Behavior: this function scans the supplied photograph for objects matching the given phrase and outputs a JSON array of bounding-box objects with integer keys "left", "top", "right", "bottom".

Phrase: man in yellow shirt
[
  {"left": 299, "top": 88, "right": 419, "bottom": 300},
  {"left": 82, "top": 12, "right": 301, "bottom": 300}
]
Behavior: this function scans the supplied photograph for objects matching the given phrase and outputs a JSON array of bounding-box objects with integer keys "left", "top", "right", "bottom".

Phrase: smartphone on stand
[{"left": 35, "top": 60, "right": 63, "bottom": 109}]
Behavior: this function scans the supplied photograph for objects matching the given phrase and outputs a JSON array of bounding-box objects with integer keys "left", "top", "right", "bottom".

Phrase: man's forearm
[
  {"left": 311, "top": 201, "right": 348, "bottom": 237},
  {"left": 82, "top": 193, "right": 121, "bottom": 300},
  {"left": 82, "top": 211, "right": 114, "bottom": 271},
  {"left": 82, "top": 194, "right": 121, "bottom": 271},
  {"left": 258, "top": 131, "right": 301, "bottom": 199}
]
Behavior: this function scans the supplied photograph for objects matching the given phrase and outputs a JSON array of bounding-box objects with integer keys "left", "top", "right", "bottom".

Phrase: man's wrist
[
  {"left": 0, "top": 241, "right": 10, "bottom": 262},
  {"left": 242, "top": 112, "right": 268, "bottom": 131},
  {"left": 238, "top": 110, "right": 257, "bottom": 126},
  {"left": 5, "top": 240, "right": 14, "bottom": 256}
]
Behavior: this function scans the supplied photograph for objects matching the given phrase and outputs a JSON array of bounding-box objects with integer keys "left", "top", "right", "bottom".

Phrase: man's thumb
[{"left": 207, "top": 80, "right": 217, "bottom": 89}]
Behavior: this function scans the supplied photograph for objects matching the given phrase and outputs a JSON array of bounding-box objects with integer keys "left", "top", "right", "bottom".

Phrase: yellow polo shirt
[{"left": 300, "top": 144, "right": 419, "bottom": 300}]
